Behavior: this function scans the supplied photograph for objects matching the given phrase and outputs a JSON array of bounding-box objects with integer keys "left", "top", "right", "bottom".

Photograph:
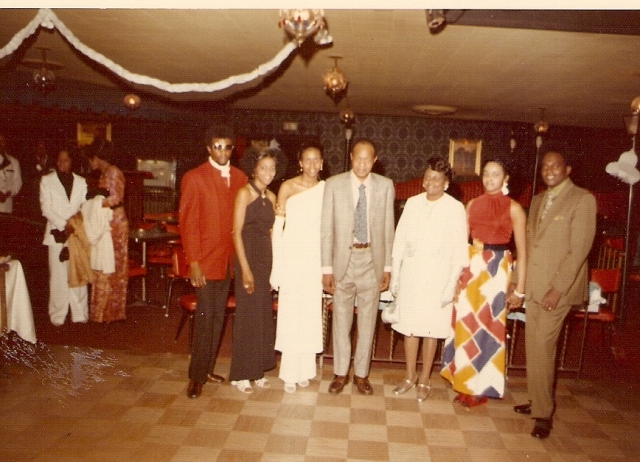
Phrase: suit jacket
[
  {"left": 40, "top": 171, "right": 87, "bottom": 246},
  {"left": 525, "top": 178, "right": 597, "bottom": 306},
  {"left": 321, "top": 171, "right": 395, "bottom": 282},
  {"left": 179, "top": 161, "right": 248, "bottom": 280}
]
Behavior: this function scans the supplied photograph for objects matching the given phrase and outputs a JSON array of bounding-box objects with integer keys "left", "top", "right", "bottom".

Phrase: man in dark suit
[
  {"left": 179, "top": 123, "right": 248, "bottom": 398},
  {"left": 513, "top": 147, "right": 596, "bottom": 438},
  {"left": 321, "top": 139, "right": 395, "bottom": 395}
]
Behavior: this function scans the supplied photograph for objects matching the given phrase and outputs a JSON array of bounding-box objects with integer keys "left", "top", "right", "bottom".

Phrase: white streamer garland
[{"left": 0, "top": 8, "right": 298, "bottom": 94}]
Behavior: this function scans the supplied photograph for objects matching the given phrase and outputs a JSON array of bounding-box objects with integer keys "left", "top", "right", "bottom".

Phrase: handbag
[{"left": 380, "top": 299, "right": 400, "bottom": 324}]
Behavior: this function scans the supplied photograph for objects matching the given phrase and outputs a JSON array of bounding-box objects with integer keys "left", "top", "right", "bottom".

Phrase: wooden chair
[
  {"left": 559, "top": 267, "right": 621, "bottom": 379},
  {"left": 597, "top": 238, "right": 625, "bottom": 270}
]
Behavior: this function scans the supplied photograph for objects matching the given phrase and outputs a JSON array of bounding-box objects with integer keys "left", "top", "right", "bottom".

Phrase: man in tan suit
[
  {"left": 321, "top": 139, "right": 395, "bottom": 395},
  {"left": 513, "top": 148, "right": 596, "bottom": 439}
]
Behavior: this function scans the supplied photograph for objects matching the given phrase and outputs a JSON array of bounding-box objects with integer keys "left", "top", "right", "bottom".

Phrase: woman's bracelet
[{"left": 513, "top": 289, "right": 525, "bottom": 298}]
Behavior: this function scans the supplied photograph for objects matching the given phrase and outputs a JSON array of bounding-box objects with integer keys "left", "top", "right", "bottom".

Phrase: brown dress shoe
[
  {"left": 207, "top": 373, "right": 225, "bottom": 383},
  {"left": 353, "top": 375, "right": 373, "bottom": 395},
  {"left": 328, "top": 375, "right": 348, "bottom": 394},
  {"left": 187, "top": 380, "right": 203, "bottom": 399}
]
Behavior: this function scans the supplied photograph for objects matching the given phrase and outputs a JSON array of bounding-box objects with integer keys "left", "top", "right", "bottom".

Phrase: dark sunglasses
[{"left": 212, "top": 144, "right": 234, "bottom": 152}]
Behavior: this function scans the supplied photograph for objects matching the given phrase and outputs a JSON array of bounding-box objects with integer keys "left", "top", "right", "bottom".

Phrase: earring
[
  {"left": 501, "top": 182, "right": 510, "bottom": 195},
  {"left": 445, "top": 183, "right": 449, "bottom": 191}
]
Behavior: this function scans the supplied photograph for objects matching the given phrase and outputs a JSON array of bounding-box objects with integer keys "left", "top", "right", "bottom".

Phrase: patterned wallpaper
[{"left": 232, "top": 108, "right": 622, "bottom": 191}]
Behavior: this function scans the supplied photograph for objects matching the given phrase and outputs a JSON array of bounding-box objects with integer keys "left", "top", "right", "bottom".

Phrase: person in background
[
  {"left": 389, "top": 157, "right": 468, "bottom": 402},
  {"left": 86, "top": 138, "right": 128, "bottom": 323},
  {"left": 0, "top": 133, "right": 22, "bottom": 214},
  {"left": 229, "top": 145, "right": 281, "bottom": 394},
  {"left": 321, "top": 139, "right": 395, "bottom": 396},
  {"left": 512, "top": 147, "right": 596, "bottom": 439},
  {"left": 271, "top": 143, "right": 325, "bottom": 393},
  {"left": 40, "top": 146, "right": 88, "bottom": 326},
  {"left": 441, "top": 159, "right": 527, "bottom": 407},
  {"left": 179, "top": 123, "right": 247, "bottom": 399}
]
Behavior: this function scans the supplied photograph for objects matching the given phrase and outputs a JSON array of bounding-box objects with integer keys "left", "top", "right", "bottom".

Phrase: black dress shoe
[
  {"left": 207, "top": 373, "right": 225, "bottom": 383},
  {"left": 187, "top": 380, "right": 203, "bottom": 399},
  {"left": 514, "top": 401, "right": 532, "bottom": 415},
  {"left": 531, "top": 418, "right": 552, "bottom": 439}
]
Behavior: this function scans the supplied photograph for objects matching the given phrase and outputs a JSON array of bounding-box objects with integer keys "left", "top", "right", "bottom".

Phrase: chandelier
[
  {"left": 323, "top": 56, "right": 348, "bottom": 102},
  {"left": 279, "top": 9, "right": 331, "bottom": 47},
  {"left": 31, "top": 47, "right": 57, "bottom": 95}
]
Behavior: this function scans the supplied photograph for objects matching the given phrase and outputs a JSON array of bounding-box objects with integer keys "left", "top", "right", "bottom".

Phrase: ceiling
[{"left": 1, "top": 8, "right": 640, "bottom": 129}]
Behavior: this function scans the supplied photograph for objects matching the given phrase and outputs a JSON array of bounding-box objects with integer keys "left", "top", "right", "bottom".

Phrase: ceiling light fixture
[
  {"left": 123, "top": 93, "right": 141, "bottom": 110},
  {"left": 532, "top": 108, "right": 550, "bottom": 195},
  {"left": 426, "top": 10, "right": 447, "bottom": 33},
  {"left": 279, "top": 9, "right": 330, "bottom": 47},
  {"left": 411, "top": 104, "right": 457, "bottom": 116},
  {"left": 323, "top": 56, "right": 348, "bottom": 102},
  {"left": 31, "top": 46, "right": 56, "bottom": 95},
  {"left": 339, "top": 102, "right": 355, "bottom": 172}
]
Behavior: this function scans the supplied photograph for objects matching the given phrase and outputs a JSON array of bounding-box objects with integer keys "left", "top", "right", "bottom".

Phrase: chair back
[
  {"left": 590, "top": 268, "right": 621, "bottom": 314},
  {"left": 597, "top": 241, "right": 625, "bottom": 270},
  {"left": 171, "top": 245, "right": 190, "bottom": 279}
]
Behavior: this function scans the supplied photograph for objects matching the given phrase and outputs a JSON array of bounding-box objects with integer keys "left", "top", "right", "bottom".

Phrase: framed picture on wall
[
  {"left": 449, "top": 139, "right": 482, "bottom": 176},
  {"left": 77, "top": 122, "right": 112, "bottom": 147}
]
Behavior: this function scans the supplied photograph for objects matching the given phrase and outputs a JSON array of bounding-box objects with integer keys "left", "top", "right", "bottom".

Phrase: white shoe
[
  {"left": 231, "top": 380, "right": 253, "bottom": 394},
  {"left": 297, "top": 379, "right": 310, "bottom": 388},
  {"left": 254, "top": 377, "right": 270, "bottom": 388},
  {"left": 284, "top": 383, "right": 296, "bottom": 393}
]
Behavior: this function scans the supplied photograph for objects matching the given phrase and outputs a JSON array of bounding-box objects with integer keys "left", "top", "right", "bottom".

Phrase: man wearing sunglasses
[{"left": 179, "top": 123, "right": 247, "bottom": 398}]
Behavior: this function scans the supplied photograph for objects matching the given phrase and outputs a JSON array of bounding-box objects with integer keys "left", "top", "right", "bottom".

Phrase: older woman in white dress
[
  {"left": 389, "top": 157, "right": 468, "bottom": 402},
  {"left": 271, "top": 143, "right": 325, "bottom": 393},
  {"left": 40, "top": 148, "right": 88, "bottom": 326}
]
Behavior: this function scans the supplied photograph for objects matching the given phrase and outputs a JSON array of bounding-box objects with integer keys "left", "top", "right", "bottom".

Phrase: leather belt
[{"left": 352, "top": 242, "right": 370, "bottom": 249}]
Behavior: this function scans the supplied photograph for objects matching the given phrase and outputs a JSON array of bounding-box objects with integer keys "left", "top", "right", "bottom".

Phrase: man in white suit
[
  {"left": 40, "top": 148, "right": 88, "bottom": 326},
  {"left": 321, "top": 139, "right": 395, "bottom": 395}
]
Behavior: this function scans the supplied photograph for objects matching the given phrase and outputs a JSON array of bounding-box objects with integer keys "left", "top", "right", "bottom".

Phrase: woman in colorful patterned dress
[
  {"left": 86, "top": 139, "right": 128, "bottom": 323},
  {"left": 441, "top": 159, "right": 526, "bottom": 407}
]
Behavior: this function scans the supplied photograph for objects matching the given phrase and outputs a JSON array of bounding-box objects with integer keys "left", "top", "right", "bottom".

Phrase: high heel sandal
[
  {"left": 416, "top": 383, "right": 432, "bottom": 402},
  {"left": 392, "top": 378, "right": 418, "bottom": 396},
  {"left": 231, "top": 380, "right": 253, "bottom": 394}
]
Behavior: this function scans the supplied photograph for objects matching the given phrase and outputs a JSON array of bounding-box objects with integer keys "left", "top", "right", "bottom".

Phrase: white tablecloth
[{"left": 3, "top": 260, "right": 37, "bottom": 343}]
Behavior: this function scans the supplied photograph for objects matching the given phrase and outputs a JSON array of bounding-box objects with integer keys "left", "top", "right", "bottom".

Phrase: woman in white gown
[
  {"left": 389, "top": 157, "right": 468, "bottom": 402},
  {"left": 271, "top": 143, "right": 325, "bottom": 393}
]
